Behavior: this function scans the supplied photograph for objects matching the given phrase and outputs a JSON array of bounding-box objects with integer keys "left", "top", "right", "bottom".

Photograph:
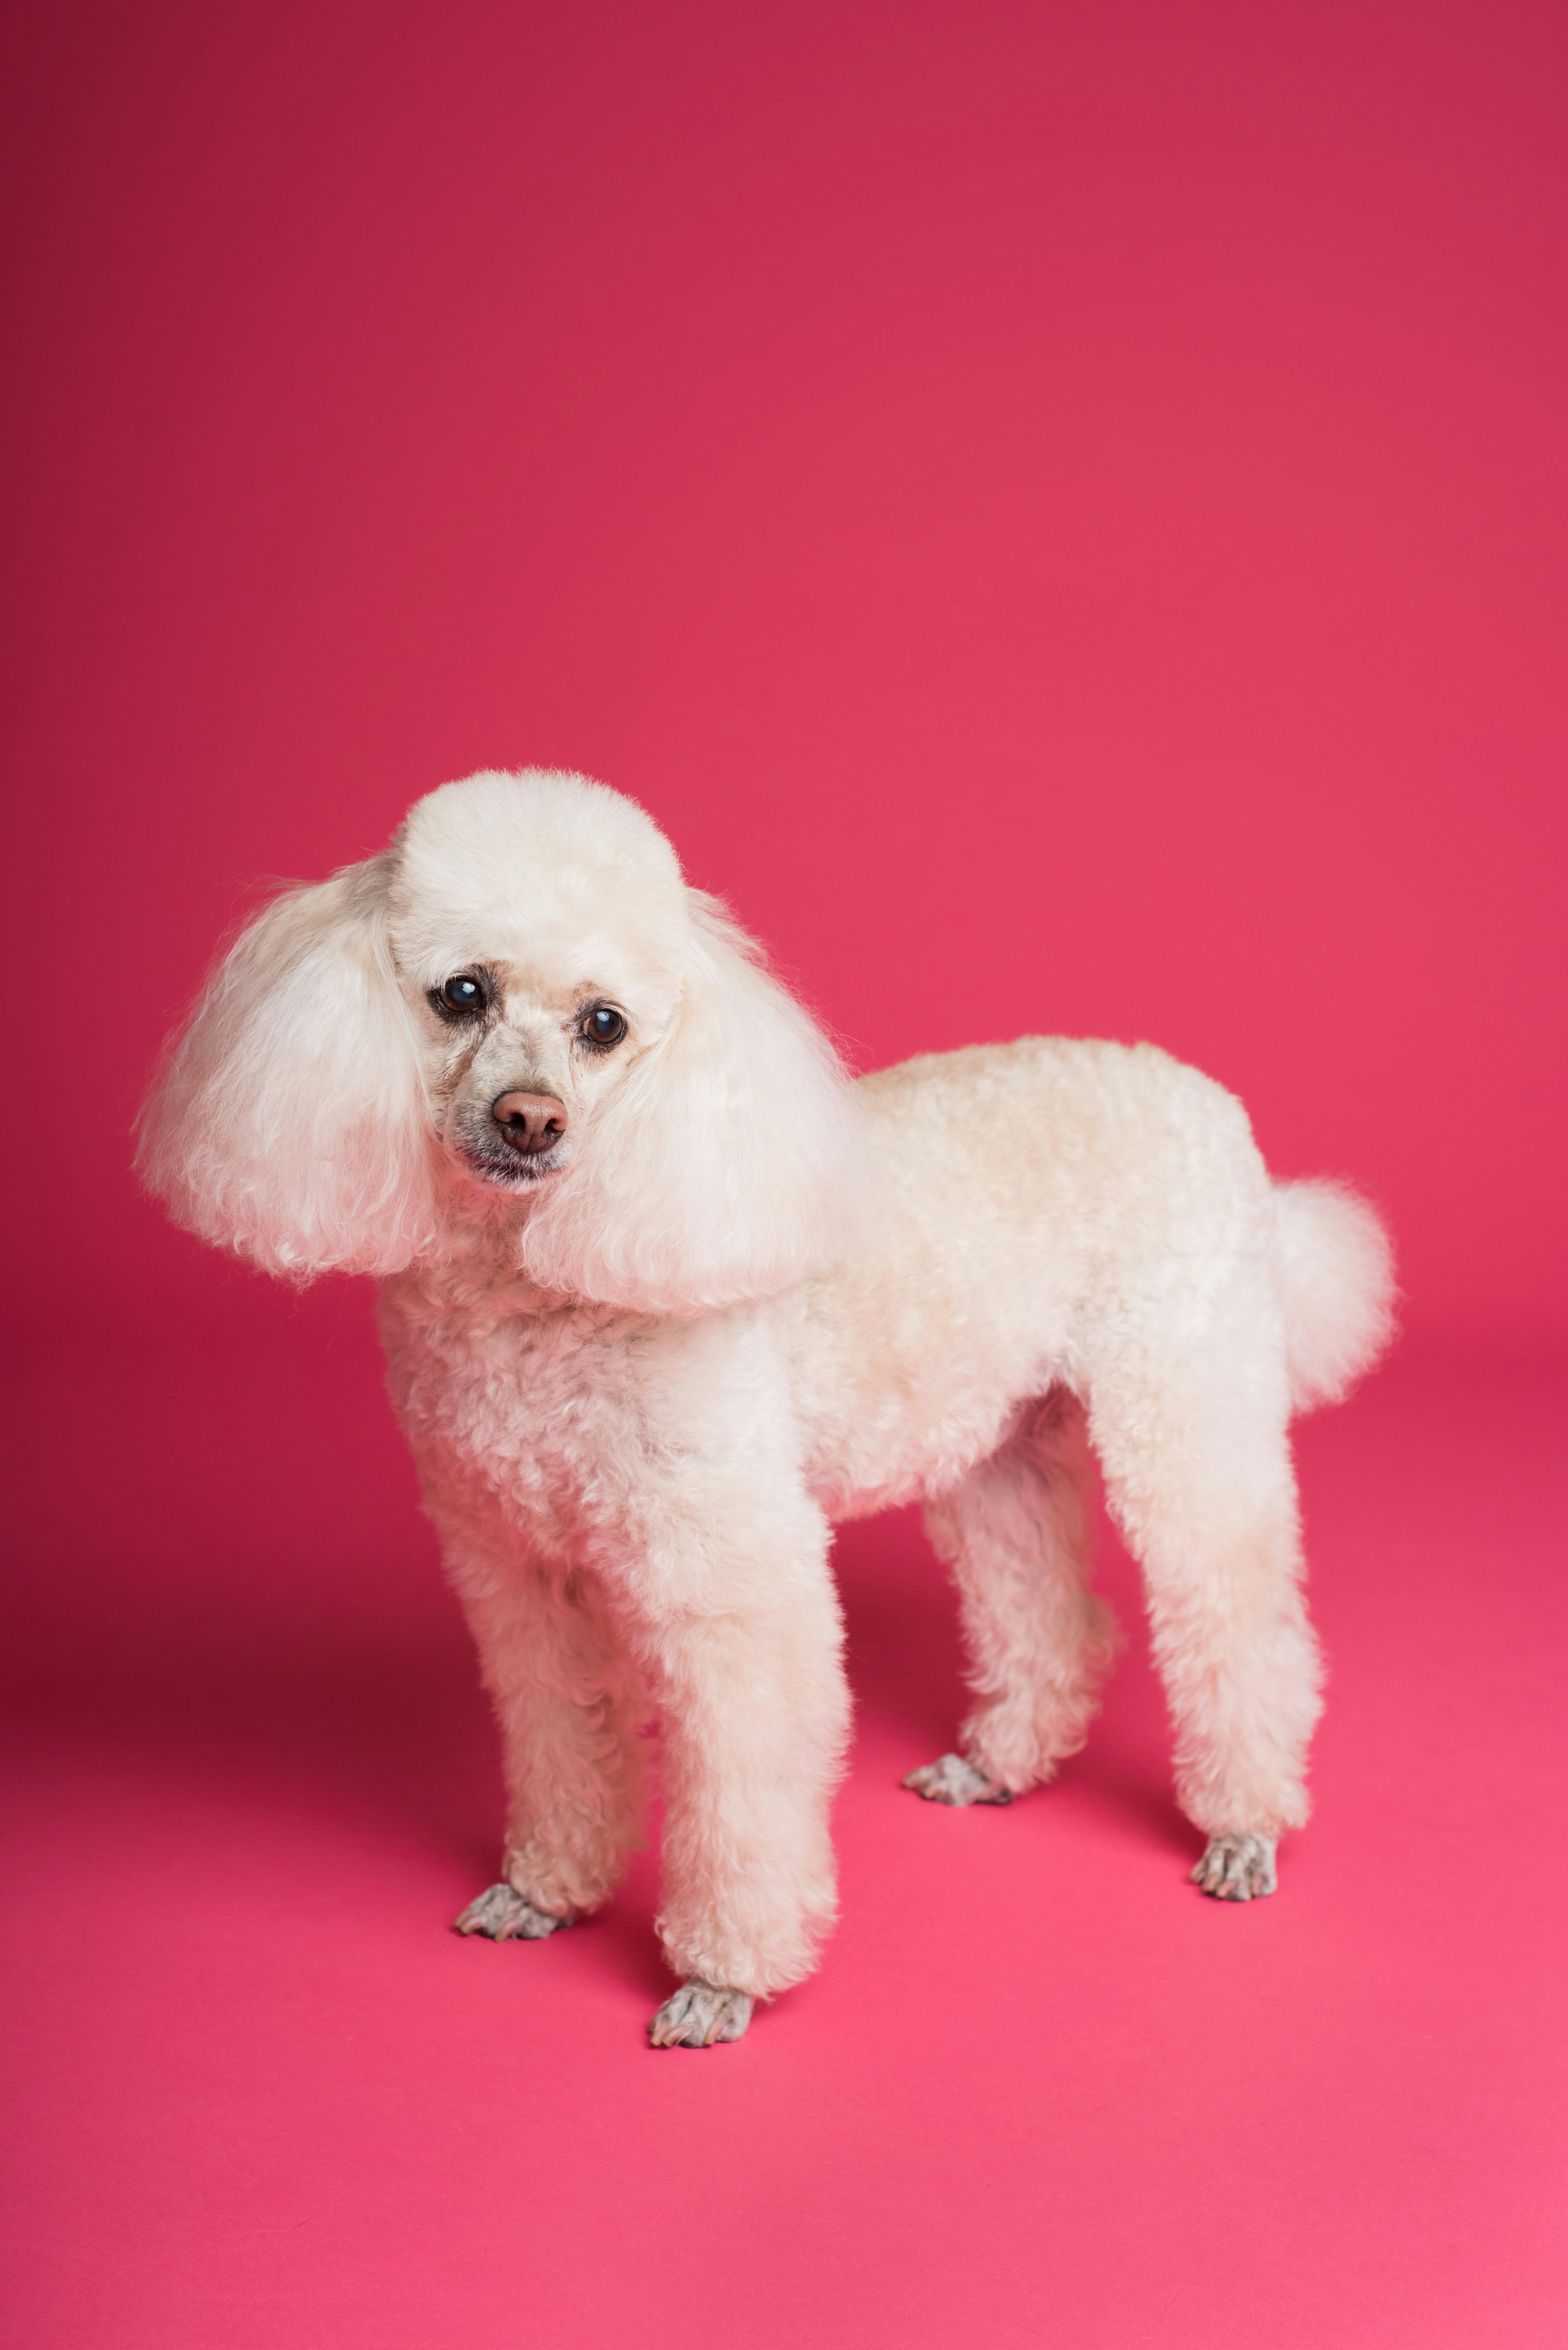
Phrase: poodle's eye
[
  {"left": 579, "top": 1004, "right": 628, "bottom": 1050},
  {"left": 434, "top": 973, "right": 487, "bottom": 1018}
]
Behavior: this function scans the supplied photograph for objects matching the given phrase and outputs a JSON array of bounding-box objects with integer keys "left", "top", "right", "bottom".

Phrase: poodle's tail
[{"left": 1272, "top": 1179, "right": 1397, "bottom": 1414}]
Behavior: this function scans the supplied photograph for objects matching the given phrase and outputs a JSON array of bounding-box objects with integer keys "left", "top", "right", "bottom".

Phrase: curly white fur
[{"left": 139, "top": 769, "right": 1396, "bottom": 2043}]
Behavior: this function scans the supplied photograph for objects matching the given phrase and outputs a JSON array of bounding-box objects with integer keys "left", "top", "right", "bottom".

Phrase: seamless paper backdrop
[
  {"left": 2, "top": 0, "right": 1565, "bottom": 1341},
  {"left": 3, "top": 8, "right": 1567, "bottom": 2350}
]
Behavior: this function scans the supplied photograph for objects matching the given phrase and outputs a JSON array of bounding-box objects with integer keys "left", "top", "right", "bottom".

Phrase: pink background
[{"left": 3, "top": 4, "right": 1564, "bottom": 2345}]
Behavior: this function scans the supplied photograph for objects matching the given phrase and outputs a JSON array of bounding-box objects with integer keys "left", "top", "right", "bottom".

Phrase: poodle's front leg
[
  {"left": 440, "top": 1524, "right": 648, "bottom": 1936},
  {"left": 637, "top": 1497, "right": 849, "bottom": 2046}
]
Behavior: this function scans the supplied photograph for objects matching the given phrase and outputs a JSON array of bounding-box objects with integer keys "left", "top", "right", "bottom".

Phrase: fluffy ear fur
[
  {"left": 519, "top": 893, "right": 866, "bottom": 1314},
  {"left": 137, "top": 853, "right": 438, "bottom": 1280}
]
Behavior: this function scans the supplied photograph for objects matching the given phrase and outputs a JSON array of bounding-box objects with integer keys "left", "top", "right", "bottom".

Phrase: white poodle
[{"left": 139, "top": 769, "right": 1394, "bottom": 2047}]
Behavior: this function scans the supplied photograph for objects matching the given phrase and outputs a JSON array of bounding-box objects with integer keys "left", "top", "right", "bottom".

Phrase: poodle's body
[{"left": 141, "top": 770, "right": 1394, "bottom": 2046}]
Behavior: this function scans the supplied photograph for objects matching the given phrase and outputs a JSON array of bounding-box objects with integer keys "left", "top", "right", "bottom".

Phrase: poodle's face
[
  {"left": 413, "top": 954, "right": 646, "bottom": 1194},
  {"left": 387, "top": 771, "right": 690, "bottom": 1199}
]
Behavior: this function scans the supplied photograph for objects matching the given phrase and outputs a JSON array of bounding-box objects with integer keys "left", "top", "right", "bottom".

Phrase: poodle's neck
[{"left": 385, "top": 1204, "right": 661, "bottom": 1338}]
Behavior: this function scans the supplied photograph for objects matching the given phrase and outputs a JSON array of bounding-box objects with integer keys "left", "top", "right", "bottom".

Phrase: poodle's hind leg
[
  {"left": 445, "top": 1535, "right": 648, "bottom": 1938},
  {"left": 1088, "top": 1276, "right": 1323, "bottom": 1900},
  {"left": 907, "top": 1394, "right": 1118, "bottom": 1804}
]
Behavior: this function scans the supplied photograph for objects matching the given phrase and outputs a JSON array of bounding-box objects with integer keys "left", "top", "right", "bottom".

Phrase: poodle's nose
[{"left": 491, "top": 1092, "right": 569, "bottom": 1155}]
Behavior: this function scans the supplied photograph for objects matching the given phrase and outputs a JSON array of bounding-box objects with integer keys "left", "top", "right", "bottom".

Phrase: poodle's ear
[
  {"left": 521, "top": 892, "right": 865, "bottom": 1314},
  {"left": 137, "top": 852, "right": 438, "bottom": 1280}
]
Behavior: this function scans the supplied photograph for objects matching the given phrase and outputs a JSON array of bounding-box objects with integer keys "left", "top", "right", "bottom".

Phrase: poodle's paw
[
  {"left": 1191, "top": 1833, "right": 1278, "bottom": 1902},
  {"left": 453, "top": 1883, "right": 574, "bottom": 1940},
  {"left": 647, "top": 1979, "right": 754, "bottom": 2049},
  {"left": 902, "top": 1752, "right": 1014, "bottom": 1807}
]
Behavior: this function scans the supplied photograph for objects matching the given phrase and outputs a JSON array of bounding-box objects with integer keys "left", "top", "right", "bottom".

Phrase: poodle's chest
[{"left": 381, "top": 1291, "right": 656, "bottom": 1558}]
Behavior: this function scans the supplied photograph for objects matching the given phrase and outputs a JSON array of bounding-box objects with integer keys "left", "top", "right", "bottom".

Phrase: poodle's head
[{"left": 139, "top": 770, "right": 863, "bottom": 1314}]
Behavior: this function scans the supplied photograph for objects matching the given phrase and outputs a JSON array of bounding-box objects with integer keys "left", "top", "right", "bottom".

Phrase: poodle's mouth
[{"left": 458, "top": 1143, "right": 570, "bottom": 1191}]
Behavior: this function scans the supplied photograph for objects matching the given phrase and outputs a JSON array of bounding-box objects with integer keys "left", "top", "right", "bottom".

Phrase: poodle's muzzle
[{"left": 451, "top": 1090, "right": 571, "bottom": 1188}]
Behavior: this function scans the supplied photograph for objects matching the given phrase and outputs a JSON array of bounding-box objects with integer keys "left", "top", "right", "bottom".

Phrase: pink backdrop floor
[{"left": 4, "top": 1298, "right": 1563, "bottom": 2348}]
